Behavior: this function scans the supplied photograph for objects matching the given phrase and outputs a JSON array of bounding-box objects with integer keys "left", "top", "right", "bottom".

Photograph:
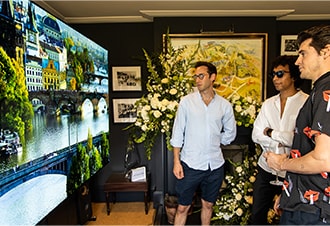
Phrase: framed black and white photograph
[
  {"left": 112, "top": 98, "right": 138, "bottom": 123},
  {"left": 280, "top": 35, "right": 298, "bottom": 55},
  {"left": 112, "top": 66, "right": 142, "bottom": 91}
]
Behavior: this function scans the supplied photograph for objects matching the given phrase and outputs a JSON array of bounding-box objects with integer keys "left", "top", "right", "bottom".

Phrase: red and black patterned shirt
[{"left": 280, "top": 72, "right": 330, "bottom": 219}]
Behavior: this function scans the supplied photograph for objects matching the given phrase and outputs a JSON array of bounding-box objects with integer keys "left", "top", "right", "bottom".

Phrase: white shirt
[
  {"left": 170, "top": 91, "right": 237, "bottom": 171},
  {"left": 252, "top": 90, "right": 308, "bottom": 177}
]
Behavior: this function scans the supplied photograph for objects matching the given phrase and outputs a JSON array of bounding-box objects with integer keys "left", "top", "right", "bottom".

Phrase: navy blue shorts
[{"left": 175, "top": 161, "right": 224, "bottom": 205}]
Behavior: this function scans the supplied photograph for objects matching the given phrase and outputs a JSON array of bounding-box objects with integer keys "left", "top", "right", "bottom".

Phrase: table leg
[
  {"left": 144, "top": 191, "right": 149, "bottom": 214},
  {"left": 105, "top": 192, "right": 110, "bottom": 215}
]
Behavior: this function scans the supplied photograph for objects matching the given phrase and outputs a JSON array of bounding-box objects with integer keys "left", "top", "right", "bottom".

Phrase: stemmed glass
[{"left": 269, "top": 144, "right": 284, "bottom": 186}]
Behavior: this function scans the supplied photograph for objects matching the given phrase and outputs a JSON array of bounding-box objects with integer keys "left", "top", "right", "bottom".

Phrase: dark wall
[{"left": 72, "top": 18, "right": 329, "bottom": 203}]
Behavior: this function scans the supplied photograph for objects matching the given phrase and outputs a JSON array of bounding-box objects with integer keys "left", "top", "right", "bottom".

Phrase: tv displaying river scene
[{"left": 0, "top": 0, "right": 109, "bottom": 225}]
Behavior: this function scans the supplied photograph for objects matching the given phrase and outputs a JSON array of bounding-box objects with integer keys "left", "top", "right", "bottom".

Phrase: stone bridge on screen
[
  {"left": 28, "top": 90, "right": 109, "bottom": 115},
  {"left": 0, "top": 134, "right": 102, "bottom": 197}
]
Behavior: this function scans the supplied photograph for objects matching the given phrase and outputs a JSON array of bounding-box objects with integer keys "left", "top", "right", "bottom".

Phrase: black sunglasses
[{"left": 269, "top": 70, "right": 289, "bottom": 79}]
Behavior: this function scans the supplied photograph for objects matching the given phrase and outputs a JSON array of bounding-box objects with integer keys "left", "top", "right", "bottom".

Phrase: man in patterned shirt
[{"left": 265, "top": 24, "right": 330, "bottom": 224}]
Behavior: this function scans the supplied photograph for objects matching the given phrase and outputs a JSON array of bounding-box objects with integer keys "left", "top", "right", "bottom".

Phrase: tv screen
[{"left": 0, "top": 0, "right": 109, "bottom": 225}]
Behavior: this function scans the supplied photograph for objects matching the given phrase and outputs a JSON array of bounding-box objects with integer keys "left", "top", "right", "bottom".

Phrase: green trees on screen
[
  {"left": 67, "top": 130, "right": 109, "bottom": 195},
  {"left": 0, "top": 46, "right": 33, "bottom": 143}
]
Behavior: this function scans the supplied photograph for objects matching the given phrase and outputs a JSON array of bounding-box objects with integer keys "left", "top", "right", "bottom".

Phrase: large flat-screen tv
[{"left": 0, "top": 0, "right": 109, "bottom": 224}]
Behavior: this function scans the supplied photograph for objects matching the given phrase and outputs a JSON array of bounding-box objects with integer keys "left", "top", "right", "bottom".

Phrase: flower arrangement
[
  {"left": 211, "top": 145, "right": 280, "bottom": 225},
  {"left": 227, "top": 93, "right": 262, "bottom": 128},
  {"left": 211, "top": 146, "right": 260, "bottom": 225},
  {"left": 125, "top": 34, "right": 197, "bottom": 160}
]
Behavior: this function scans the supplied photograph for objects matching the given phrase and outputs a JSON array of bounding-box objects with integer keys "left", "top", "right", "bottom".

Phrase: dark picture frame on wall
[
  {"left": 112, "top": 66, "right": 142, "bottom": 91},
  {"left": 112, "top": 98, "right": 139, "bottom": 123},
  {"left": 280, "top": 35, "right": 298, "bottom": 56},
  {"left": 166, "top": 33, "right": 268, "bottom": 101}
]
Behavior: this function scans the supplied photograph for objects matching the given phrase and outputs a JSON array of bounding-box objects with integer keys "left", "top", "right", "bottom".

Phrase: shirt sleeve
[
  {"left": 170, "top": 100, "right": 186, "bottom": 148},
  {"left": 252, "top": 101, "right": 278, "bottom": 150},
  {"left": 220, "top": 101, "right": 237, "bottom": 145},
  {"left": 272, "top": 130, "right": 294, "bottom": 147},
  {"left": 312, "top": 89, "right": 330, "bottom": 136}
]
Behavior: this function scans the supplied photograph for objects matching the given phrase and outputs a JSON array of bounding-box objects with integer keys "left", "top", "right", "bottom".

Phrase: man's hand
[
  {"left": 173, "top": 161, "right": 184, "bottom": 179},
  {"left": 274, "top": 195, "right": 283, "bottom": 216},
  {"left": 263, "top": 152, "right": 288, "bottom": 171}
]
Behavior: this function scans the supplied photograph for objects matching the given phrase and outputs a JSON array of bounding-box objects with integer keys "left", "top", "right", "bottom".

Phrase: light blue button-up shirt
[{"left": 170, "top": 91, "right": 237, "bottom": 171}]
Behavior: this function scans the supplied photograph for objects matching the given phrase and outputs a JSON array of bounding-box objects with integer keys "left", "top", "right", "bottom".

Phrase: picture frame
[
  {"left": 112, "top": 98, "right": 139, "bottom": 123},
  {"left": 166, "top": 33, "right": 268, "bottom": 101},
  {"left": 280, "top": 35, "right": 298, "bottom": 55},
  {"left": 112, "top": 66, "right": 142, "bottom": 91}
]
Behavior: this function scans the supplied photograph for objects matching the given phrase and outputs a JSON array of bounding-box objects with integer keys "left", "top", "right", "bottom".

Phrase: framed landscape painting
[{"left": 166, "top": 33, "right": 268, "bottom": 101}]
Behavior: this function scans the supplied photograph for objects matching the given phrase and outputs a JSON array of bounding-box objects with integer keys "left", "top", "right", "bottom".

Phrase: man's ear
[
  {"left": 211, "top": 73, "right": 216, "bottom": 82},
  {"left": 322, "top": 44, "right": 330, "bottom": 58}
]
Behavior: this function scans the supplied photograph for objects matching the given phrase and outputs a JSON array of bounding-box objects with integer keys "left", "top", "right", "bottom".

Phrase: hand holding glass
[{"left": 269, "top": 145, "right": 284, "bottom": 186}]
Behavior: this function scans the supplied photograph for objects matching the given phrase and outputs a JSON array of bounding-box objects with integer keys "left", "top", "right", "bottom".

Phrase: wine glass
[{"left": 269, "top": 144, "right": 284, "bottom": 186}]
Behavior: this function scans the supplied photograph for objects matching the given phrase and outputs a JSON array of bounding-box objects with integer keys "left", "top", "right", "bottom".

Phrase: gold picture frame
[{"left": 165, "top": 33, "right": 268, "bottom": 101}]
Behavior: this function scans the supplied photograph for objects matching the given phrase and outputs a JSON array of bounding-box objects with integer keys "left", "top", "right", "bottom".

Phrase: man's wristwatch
[{"left": 267, "top": 128, "right": 273, "bottom": 137}]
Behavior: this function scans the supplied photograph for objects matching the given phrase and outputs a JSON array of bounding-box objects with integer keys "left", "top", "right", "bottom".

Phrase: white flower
[
  {"left": 153, "top": 110, "right": 162, "bottom": 118},
  {"left": 169, "top": 88, "right": 177, "bottom": 95},
  {"left": 161, "top": 99, "right": 169, "bottom": 108},
  {"left": 249, "top": 176, "right": 256, "bottom": 183},
  {"left": 235, "top": 193, "right": 242, "bottom": 201},
  {"left": 141, "top": 109, "right": 149, "bottom": 121},
  {"left": 236, "top": 166, "right": 243, "bottom": 173},
  {"left": 236, "top": 208, "right": 243, "bottom": 216},
  {"left": 161, "top": 78, "right": 169, "bottom": 83},
  {"left": 246, "top": 96, "right": 253, "bottom": 103},
  {"left": 245, "top": 195, "right": 253, "bottom": 205},
  {"left": 150, "top": 96, "right": 160, "bottom": 109},
  {"left": 235, "top": 105, "right": 242, "bottom": 113},
  {"left": 141, "top": 124, "right": 148, "bottom": 131}
]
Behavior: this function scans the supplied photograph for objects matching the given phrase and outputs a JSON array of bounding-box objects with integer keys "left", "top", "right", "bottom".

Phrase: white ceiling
[{"left": 33, "top": 0, "right": 330, "bottom": 24}]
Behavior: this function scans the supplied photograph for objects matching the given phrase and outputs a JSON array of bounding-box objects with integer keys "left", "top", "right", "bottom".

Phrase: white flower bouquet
[
  {"left": 228, "top": 93, "right": 261, "bottom": 128},
  {"left": 212, "top": 148, "right": 259, "bottom": 225},
  {"left": 211, "top": 145, "right": 280, "bottom": 225},
  {"left": 125, "top": 34, "right": 197, "bottom": 159}
]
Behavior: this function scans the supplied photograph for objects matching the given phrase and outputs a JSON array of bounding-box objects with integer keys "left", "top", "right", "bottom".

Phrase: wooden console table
[{"left": 103, "top": 173, "right": 150, "bottom": 215}]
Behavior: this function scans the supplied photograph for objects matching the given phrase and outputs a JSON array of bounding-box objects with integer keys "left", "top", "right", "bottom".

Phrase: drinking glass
[{"left": 269, "top": 144, "right": 284, "bottom": 186}]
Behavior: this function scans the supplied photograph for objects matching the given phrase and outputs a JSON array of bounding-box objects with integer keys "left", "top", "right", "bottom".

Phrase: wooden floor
[{"left": 85, "top": 202, "right": 155, "bottom": 225}]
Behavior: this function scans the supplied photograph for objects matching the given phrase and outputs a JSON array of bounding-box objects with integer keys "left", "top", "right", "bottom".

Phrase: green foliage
[
  {"left": 0, "top": 46, "right": 33, "bottom": 142},
  {"left": 67, "top": 143, "right": 90, "bottom": 195},
  {"left": 66, "top": 155, "right": 80, "bottom": 195},
  {"left": 101, "top": 132, "right": 110, "bottom": 165},
  {"left": 87, "top": 128, "right": 93, "bottom": 152},
  {"left": 89, "top": 146, "right": 103, "bottom": 175},
  {"left": 67, "top": 131, "right": 108, "bottom": 194},
  {"left": 64, "top": 36, "right": 94, "bottom": 90}
]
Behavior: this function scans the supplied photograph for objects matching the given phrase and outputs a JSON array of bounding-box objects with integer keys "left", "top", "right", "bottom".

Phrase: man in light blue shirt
[{"left": 170, "top": 61, "right": 236, "bottom": 225}]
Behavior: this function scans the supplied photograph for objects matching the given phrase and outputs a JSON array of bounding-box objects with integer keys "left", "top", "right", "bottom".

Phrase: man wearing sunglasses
[
  {"left": 265, "top": 24, "right": 330, "bottom": 225},
  {"left": 251, "top": 55, "right": 308, "bottom": 225},
  {"left": 170, "top": 61, "right": 236, "bottom": 225}
]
